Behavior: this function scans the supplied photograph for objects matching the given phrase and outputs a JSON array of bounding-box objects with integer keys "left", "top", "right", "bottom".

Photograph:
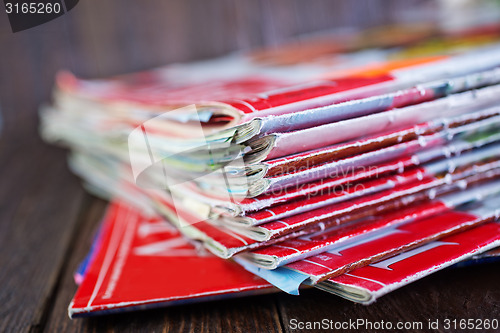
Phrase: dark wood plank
[
  {"left": 0, "top": 135, "right": 86, "bottom": 333},
  {"left": 277, "top": 263, "right": 500, "bottom": 333},
  {"left": 43, "top": 197, "right": 284, "bottom": 333}
]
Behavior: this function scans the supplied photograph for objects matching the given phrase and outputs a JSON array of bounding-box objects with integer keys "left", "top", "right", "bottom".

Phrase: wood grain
[{"left": 0, "top": 136, "right": 86, "bottom": 332}]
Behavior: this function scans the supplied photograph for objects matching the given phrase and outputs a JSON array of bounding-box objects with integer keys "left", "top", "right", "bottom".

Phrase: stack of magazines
[{"left": 41, "top": 26, "right": 500, "bottom": 317}]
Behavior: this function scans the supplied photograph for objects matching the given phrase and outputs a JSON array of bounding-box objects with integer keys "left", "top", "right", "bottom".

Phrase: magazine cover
[{"left": 69, "top": 202, "right": 273, "bottom": 318}]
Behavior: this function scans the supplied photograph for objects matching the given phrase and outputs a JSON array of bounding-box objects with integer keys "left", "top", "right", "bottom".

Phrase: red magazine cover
[
  {"left": 258, "top": 109, "right": 500, "bottom": 195},
  {"left": 318, "top": 221, "right": 500, "bottom": 304},
  {"left": 69, "top": 201, "right": 273, "bottom": 318},
  {"left": 242, "top": 181, "right": 500, "bottom": 269},
  {"left": 143, "top": 161, "right": 500, "bottom": 261},
  {"left": 282, "top": 190, "right": 500, "bottom": 283},
  {"left": 233, "top": 192, "right": 500, "bottom": 299},
  {"left": 187, "top": 122, "right": 500, "bottom": 217},
  {"left": 233, "top": 161, "right": 500, "bottom": 241},
  {"left": 232, "top": 141, "right": 500, "bottom": 226}
]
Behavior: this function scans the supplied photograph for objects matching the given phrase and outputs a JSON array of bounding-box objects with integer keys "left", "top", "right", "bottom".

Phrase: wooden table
[{"left": 1, "top": 1, "right": 499, "bottom": 331}]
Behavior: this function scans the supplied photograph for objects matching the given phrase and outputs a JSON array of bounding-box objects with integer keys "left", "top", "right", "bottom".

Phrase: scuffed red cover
[
  {"left": 252, "top": 178, "right": 439, "bottom": 240},
  {"left": 263, "top": 133, "right": 446, "bottom": 196},
  {"left": 236, "top": 155, "right": 420, "bottom": 214},
  {"left": 245, "top": 164, "right": 500, "bottom": 266},
  {"left": 149, "top": 162, "right": 500, "bottom": 259},
  {"left": 286, "top": 204, "right": 498, "bottom": 282},
  {"left": 69, "top": 201, "right": 273, "bottom": 318},
  {"left": 248, "top": 200, "right": 449, "bottom": 267},
  {"left": 248, "top": 162, "right": 500, "bottom": 240},
  {"left": 261, "top": 106, "right": 500, "bottom": 179},
  {"left": 244, "top": 167, "right": 428, "bottom": 226},
  {"left": 322, "top": 222, "right": 500, "bottom": 304},
  {"left": 262, "top": 122, "right": 437, "bottom": 177},
  {"left": 150, "top": 191, "right": 348, "bottom": 259}
]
